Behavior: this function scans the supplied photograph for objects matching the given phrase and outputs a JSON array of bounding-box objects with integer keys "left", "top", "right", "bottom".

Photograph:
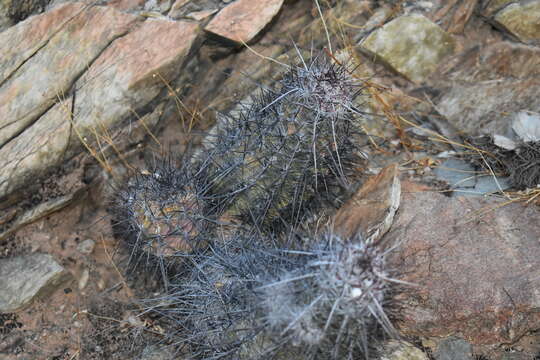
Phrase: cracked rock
[{"left": 0, "top": 3, "right": 199, "bottom": 199}]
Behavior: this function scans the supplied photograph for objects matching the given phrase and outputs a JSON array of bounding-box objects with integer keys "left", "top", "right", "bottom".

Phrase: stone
[
  {"left": 0, "top": 193, "right": 80, "bottom": 241},
  {"left": 434, "top": 337, "right": 473, "bottom": 360},
  {"left": 333, "top": 164, "right": 401, "bottom": 242},
  {"left": 361, "top": 14, "right": 455, "bottom": 83},
  {"left": 107, "top": 0, "right": 146, "bottom": 11},
  {"left": 0, "top": 4, "right": 199, "bottom": 199},
  {"left": 77, "top": 239, "right": 95, "bottom": 255},
  {"left": 380, "top": 340, "right": 429, "bottom": 360},
  {"left": 494, "top": 1, "right": 540, "bottom": 43},
  {"left": 0, "top": 253, "right": 71, "bottom": 312},
  {"left": 186, "top": 8, "right": 217, "bottom": 21},
  {"left": 435, "top": 42, "right": 540, "bottom": 135},
  {"left": 434, "top": 159, "right": 510, "bottom": 196},
  {"left": 0, "top": 3, "right": 139, "bottom": 149},
  {"left": 391, "top": 188, "right": 540, "bottom": 345},
  {"left": 205, "top": 0, "right": 284, "bottom": 44}
]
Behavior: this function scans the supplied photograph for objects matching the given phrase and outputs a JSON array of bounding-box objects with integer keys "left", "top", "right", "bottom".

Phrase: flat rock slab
[
  {"left": 205, "top": 0, "right": 284, "bottom": 44},
  {"left": 0, "top": 2, "right": 139, "bottom": 148},
  {"left": 392, "top": 188, "right": 540, "bottom": 345},
  {"left": 0, "top": 253, "right": 71, "bottom": 312},
  {"left": 361, "top": 14, "right": 455, "bottom": 83},
  {"left": 0, "top": 4, "right": 199, "bottom": 199},
  {"left": 494, "top": 1, "right": 540, "bottom": 43}
]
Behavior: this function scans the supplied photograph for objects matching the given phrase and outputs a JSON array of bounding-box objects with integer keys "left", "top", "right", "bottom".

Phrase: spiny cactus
[
  {"left": 113, "top": 52, "right": 367, "bottom": 269},
  {"left": 145, "top": 230, "right": 399, "bottom": 360},
  {"left": 111, "top": 154, "right": 220, "bottom": 277}
]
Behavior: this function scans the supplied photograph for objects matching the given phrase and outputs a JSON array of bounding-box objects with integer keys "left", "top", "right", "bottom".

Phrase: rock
[
  {"left": 78, "top": 268, "right": 89, "bottom": 290},
  {"left": 434, "top": 337, "right": 473, "bottom": 360},
  {"left": 107, "top": 0, "right": 146, "bottom": 11},
  {"left": 392, "top": 188, "right": 540, "bottom": 346},
  {"left": 0, "top": 3, "right": 138, "bottom": 149},
  {"left": 205, "top": 0, "right": 284, "bottom": 44},
  {"left": 0, "top": 253, "right": 71, "bottom": 312},
  {"left": 380, "top": 340, "right": 429, "bottom": 360},
  {"left": 186, "top": 8, "right": 217, "bottom": 21},
  {"left": 333, "top": 164, "right": 401, "bottom": 242},
  {"left": 493, "top": 1, "right": 540, "bottom": 43},
  {"left": 0, "top": 0, "right": 50, "bottom": 31},
  {"left": 0, "top": 3, "right": 199, "bottom": 199},
  {"left": 360, "top": 14, "right": 455, "bottom": 83},
  {"left": 77, "top": 239, "right": 95, "bottom": 255},
  {"left": 512, "top": 111, "right": 540, "bottom": 142},
  {"left": 435, "top": 42, "right": 540, "bottom": 135},
  {"left": 0, "top": 193, "right": 82, "bottom": 241},
  {"left": 434, "top": 158, "right": 510, "bottom": 196}
]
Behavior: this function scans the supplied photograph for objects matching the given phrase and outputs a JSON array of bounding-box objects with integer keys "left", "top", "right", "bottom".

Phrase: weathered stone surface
[
  {"left": 392, "top": 188, "right": 540, "bottom": 345},
  {"left": 361, "top": 14, "right": 455, "bottom": 83},
  {"left": 0, "top": 3, "right": 139, "bottom": 148},
  {"left": 435, "top": 42, "right": 540, "bottom": 135},
  {"left": 72, "top": 18, "right": 198, "bottom": 130},
  {"left": 494, "top": 1, "right": 540, "bottom": 43},
  {"left": 0, "top": 6, "right": 199, "bottom": 199},
  {"left": 107, "top": 0, "right": 145, "bottom": 11},
  {"left": 0, "top": 253, "right": 71, "bottom": 312},
  {"left": 333, "top": 164, "right": 400, "bottom": 242},
  {"left": 205, "top": 0, "right": 283, "bottom": 44},
  {"left": 434, "top": 337, "right": 473, "bottom": 360}
]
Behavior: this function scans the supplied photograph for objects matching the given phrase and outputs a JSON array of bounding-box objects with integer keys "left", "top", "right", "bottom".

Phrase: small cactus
[{"left": 146, "top": 231, "right": 399, "bottom": 359}]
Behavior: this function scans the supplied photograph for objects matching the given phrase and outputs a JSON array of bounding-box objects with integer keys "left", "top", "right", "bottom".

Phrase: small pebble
[{"left": 77, "top": 239, "right": 95, "bottom": 255}]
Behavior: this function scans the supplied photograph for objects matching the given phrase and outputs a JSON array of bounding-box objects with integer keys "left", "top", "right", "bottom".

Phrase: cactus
[{"left": 145, "top": 230, "right": 398, "bottom": 360}]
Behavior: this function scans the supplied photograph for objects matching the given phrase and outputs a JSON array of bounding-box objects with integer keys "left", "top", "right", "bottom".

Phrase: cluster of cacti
[
  {"left": 112, "top": 52, "right": 399, "bottom": 359},
  {"left": 145, "top": 232, "right": 397, "bottom": 360}
]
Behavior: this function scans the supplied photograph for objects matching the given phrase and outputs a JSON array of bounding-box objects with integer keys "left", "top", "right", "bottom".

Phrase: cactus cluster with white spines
[
  {"left": 144, "top": 231, "right": 397, "bottom": 359},
  {"left": 112, "top": 51, "right": 401, "bottom": 359}
]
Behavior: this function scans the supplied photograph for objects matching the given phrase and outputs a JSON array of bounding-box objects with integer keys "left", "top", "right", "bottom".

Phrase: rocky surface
[
  {"left": 0, "top": 253, "right": 71, "bottom": 312},
  {"left": 0, "top": 0, "right": 539, "bottom": 359},
  {"left": 361, "top": 14, "right": 455, "bottom": 83},
  {"left": 392, "top": 186, "right": 540, "bottom": 351},
  {"left": 493, "top": 1, "right": 540, "bottom": 44},
  {"left": 434, "top": 337, "right": 474, "bottom": 360}
]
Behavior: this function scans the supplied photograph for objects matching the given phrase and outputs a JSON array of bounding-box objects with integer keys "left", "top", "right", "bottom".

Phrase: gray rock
[
  {"left": 434, "top": 337, "right": 473, "bottom": 360},
  {"left": 77, "top": 239, "right": 95, "bottom": 255},
  {"left": 434, "top": 158, "right": 510, "bottom": 196},
  {"left": 360, "top": 14, "right": 455, "bottom": 83},
  {"left": 0, "top": 253, "right": 71, "bottom": 312}
]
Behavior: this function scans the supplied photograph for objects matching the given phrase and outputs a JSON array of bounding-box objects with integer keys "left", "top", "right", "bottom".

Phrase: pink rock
[
  {"left": 205, "top": 0, "right": 284, "bottom": 44},
  {"left": 0, "top": 2, "right": 139, "bottom": 149},
  {"left": 391, "top": 187, "right": 540, "bottom": 345}
]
